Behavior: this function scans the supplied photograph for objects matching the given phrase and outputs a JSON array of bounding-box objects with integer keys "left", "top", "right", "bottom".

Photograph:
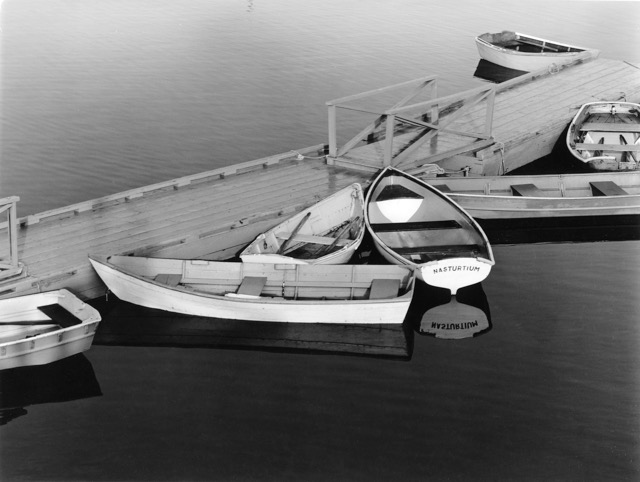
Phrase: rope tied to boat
[{"left": 291, "top": 150, "right": 326, "bottom": 161}]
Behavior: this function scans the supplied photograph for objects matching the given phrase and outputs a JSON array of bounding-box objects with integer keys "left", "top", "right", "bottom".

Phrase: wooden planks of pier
[
  {"left": 1, "top": 56, "right": 639, "bottom": 302},
  {"left": 0, "top": 148, "right": 369, "bottom": 301}
]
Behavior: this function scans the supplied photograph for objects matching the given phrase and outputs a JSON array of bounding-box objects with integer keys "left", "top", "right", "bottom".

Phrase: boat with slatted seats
[
  {"left": 475, "top": 31, "right": 599, "bottom": 72},
  {"left": 240, "top": 183, "right": 365, "bottom": 265},
  {"left": 566, "top": 101, "right": 640, "bottom": 171},
  {"left": 0, "top": 289, "right": 102, "bottom": 370},
  {"left": 88, "top": 255, "right": 415, "bottom": 324},
  {"left": 422, "top": 172, "right": 640, "bottom": 220},
  {"left": 364, "top": 167, "right": 494, "bottom": 295}
]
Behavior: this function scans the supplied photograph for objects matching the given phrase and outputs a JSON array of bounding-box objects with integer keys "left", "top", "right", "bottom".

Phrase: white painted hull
[
  {"left": 89, "top": 256, "right": 415, "bottom": 325},
  {"left": 240, "top": 183, "right": 365, "bottom": 265},
  {"left": 475, "top": 31, "right": 598, "bottom": 72},
  {"left": 365, "top": 167, "right": 494, "bottom": 295},
  {"left": 566, "top": 101, "right": 640, "bottom": 172},
  {"left": 0, "top": 290, "right": 102, "bottom": 370},
  {"left": 447, "top": 193, "right": 640, "bottom": 219},
  {"left": 423, "top": 172, "right": 640, "bottom": 219},
  {"left": 371, "top": 240, "right": 492, "bottom": 295}
]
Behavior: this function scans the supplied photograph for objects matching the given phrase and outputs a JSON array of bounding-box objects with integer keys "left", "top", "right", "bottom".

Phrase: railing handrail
[{"left": 2, "top": 145, "right": 324, "bottom": 228}]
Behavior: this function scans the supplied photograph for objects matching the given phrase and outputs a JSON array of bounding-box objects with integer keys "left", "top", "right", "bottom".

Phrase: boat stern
[{"left": 419, "top": 257, "right": 493, "bottom": 295}]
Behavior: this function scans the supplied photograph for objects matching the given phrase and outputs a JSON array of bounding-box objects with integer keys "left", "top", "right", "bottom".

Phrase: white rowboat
[
  {"left": 566, "top": 101, "right": 640, "bottom": 172},
  {"left": 423, "top": 172, "right": 640, "bottom": 220},
  {"left": 475, "top": 31, "right": 599, "bottom": 72},
  {"left": 0, "top": 289, "right": 102, "bottom": 370},
  {"left": 240, "top": 183, "right": 365, "bottom": 265},
  {"left": 364, "top": 167, "right": 495, "bottom": 295},
  {"left": 89, "top": 255, "right": 416, "bottom": 325}
]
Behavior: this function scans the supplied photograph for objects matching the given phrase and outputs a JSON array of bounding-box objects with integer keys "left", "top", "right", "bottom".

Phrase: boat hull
[
  {"left": 475, "top": 31, "right": 598, "bottom": 72},
  {"left": 240, "top": 183, "right": 365, "bottom": 265},
  {"left": 566, "top": 101, "right": 640, "bottom": 172},
  {"left": 447, "top": 193, "right": 640, "bottom": 219},
  {"left": 89, "top": 256, "right": 415, "bottom": 325},
  {"left": 365, "top": 167, "right": 494, "bottom": 295},
  {"left": 422, "top": 172, "right": 640, "bottom": 220},
  {"left": 0, "top": 290, "right": 102, "bottom": 370}
]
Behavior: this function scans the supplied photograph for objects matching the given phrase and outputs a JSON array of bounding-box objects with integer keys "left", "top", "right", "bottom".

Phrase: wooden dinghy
[
  {"left": 240, "top": 183, "right": 364, "bottom": 265},
  {"left": 475, "top": 31, "right": 599, "bottom": 72},
  {"left": 423, "top": 172, "right": 640, "bottom": 220},
  {"left": 88, "top": 255, "right": 415, "bottom": 324},
  {"left": 0, "top": 289, "right": 102, "bottom": 370},
  {"left": 566, "top": 101, "right": 640, "bottom": 171},
  {"left": 364, "top": 167, "right": 494, "bottom": 295}
]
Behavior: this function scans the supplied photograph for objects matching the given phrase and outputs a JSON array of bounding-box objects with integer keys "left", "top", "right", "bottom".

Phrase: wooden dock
[
  {"left": 1, "top": 56, "right": 639, "bottom": 301},
  {"left": 328, "top": 57, "right": 640, "bottom": 175}
]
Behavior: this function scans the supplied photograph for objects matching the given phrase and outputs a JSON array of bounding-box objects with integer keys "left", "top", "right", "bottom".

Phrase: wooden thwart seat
[
  {"left": 370, "top": 220, "right": 461, "bottom": 232},
  {"left": 511, "top": 183, "right": 545, "bottom": 197},
  {"left": 575, "top": 143, "right": 640, "bottom": 152},
  {"left": 275, "top": 232, "right": 351, "bottom": 246},
  {"left": 590, "top": 181, "right": 628, "bottom": 197},
  {"left": 393, "top": 244, "right": 484, "bottom": 256},
  {"left": 37, "top": 304, "right": 81, "bottom": 328},
  {"left": 579, "top": 123, "right": 640, "bottom": 133},
  {"left": 237, "top": 276, "right": 267, "bottom": 296},
  {"left": 368, "top": 279, "right": 401, "bottom": 300}
]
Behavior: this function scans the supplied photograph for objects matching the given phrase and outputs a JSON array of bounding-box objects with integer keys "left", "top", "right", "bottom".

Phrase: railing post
[
  {"left": 0, "top": 196, "right": 22, "bottom": 281},
  {"left": 484, "top": 87, "right": 496, "bottom": 138},
  {"left": 384, "top": 114, "right": 395, "bottom": 166},
  {"left": 327, "top": 103, "right": 337, "bottom": 158},
  {"left": 9, "top": 201, "right": 18, "bottom": 269},
  {"left": 430, "top": 79, "right": 439, "bottom": 125}
]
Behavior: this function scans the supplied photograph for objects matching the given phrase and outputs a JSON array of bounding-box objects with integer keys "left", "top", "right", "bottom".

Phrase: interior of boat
[{"left": 368, "top": 174, "right": 490, "bottom": 263}]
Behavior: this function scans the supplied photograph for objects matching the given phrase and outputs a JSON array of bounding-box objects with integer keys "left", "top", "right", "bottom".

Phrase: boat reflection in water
[
  {"left": 0, "top": 354, "right": 102, "bottom": 426},
  {"left": 92, "top": 297, "right": 414, "bottom": 360},
  {"left": 408, "top": 281, "right": 492, "bottom": 340}
]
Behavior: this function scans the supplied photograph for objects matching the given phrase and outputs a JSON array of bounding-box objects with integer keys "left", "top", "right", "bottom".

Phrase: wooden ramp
[
  {"left": 328, "top": 57, "right": 640, "bottom": 175},
  {"left": 0, "top": 147, "right": 370, "bottom": 301}
]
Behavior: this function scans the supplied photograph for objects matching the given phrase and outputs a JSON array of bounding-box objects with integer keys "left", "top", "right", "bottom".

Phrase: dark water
[
  {"left": 2, "top": 241, "right": 639, "bottom": 481},
  {"left": 1, "top": 1, "right": 640, "bottom": 481}
]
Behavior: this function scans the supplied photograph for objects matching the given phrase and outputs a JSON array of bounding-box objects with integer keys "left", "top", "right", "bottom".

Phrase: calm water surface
[{"left": 1, "top": 1, "right": 639, "bottom": 481}]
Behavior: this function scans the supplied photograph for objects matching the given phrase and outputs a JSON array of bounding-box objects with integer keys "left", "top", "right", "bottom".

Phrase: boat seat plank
[
  {"left": 155, "top": 273, "right": 182, "bottom": 286},
  {"left": 37, "top": 304, "right": 81, "bottom": 328},
  {"left": 275, "top": 232, "right": 351, "bottom": 246},
  {"left": 237, "top": 276, "right": 267, "bottom": 296},
  {"left": 590, "top": 181, "right": 628, "bottom": 196},
  {"left": 579, "top": 123, "right": 640, "bottom": 133},
  {"left": 574, "top": 143, "right": 640, "bottom": 152},
  {"left": 432, "top": 184, "right": 452, "bottom": 193},
  {"left": 370, "top": 220, "right": 462, "bottom": 232},
  {"left": 393, "top": 244, "right": 484, "bottom": 256},
  {"left": 369, "top": 279, "right": 401, "bottom": 300},
  {"left": 511, "top": 183, "right": 545, "bottom": 197}
]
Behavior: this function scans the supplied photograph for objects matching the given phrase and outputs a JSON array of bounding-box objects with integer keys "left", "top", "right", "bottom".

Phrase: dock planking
[
  {"left": 0, "top": 148, "right": 370, "bottom": 300},
  {"left": 1, "top": 56, "right": 640, "bottom": 301}
]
